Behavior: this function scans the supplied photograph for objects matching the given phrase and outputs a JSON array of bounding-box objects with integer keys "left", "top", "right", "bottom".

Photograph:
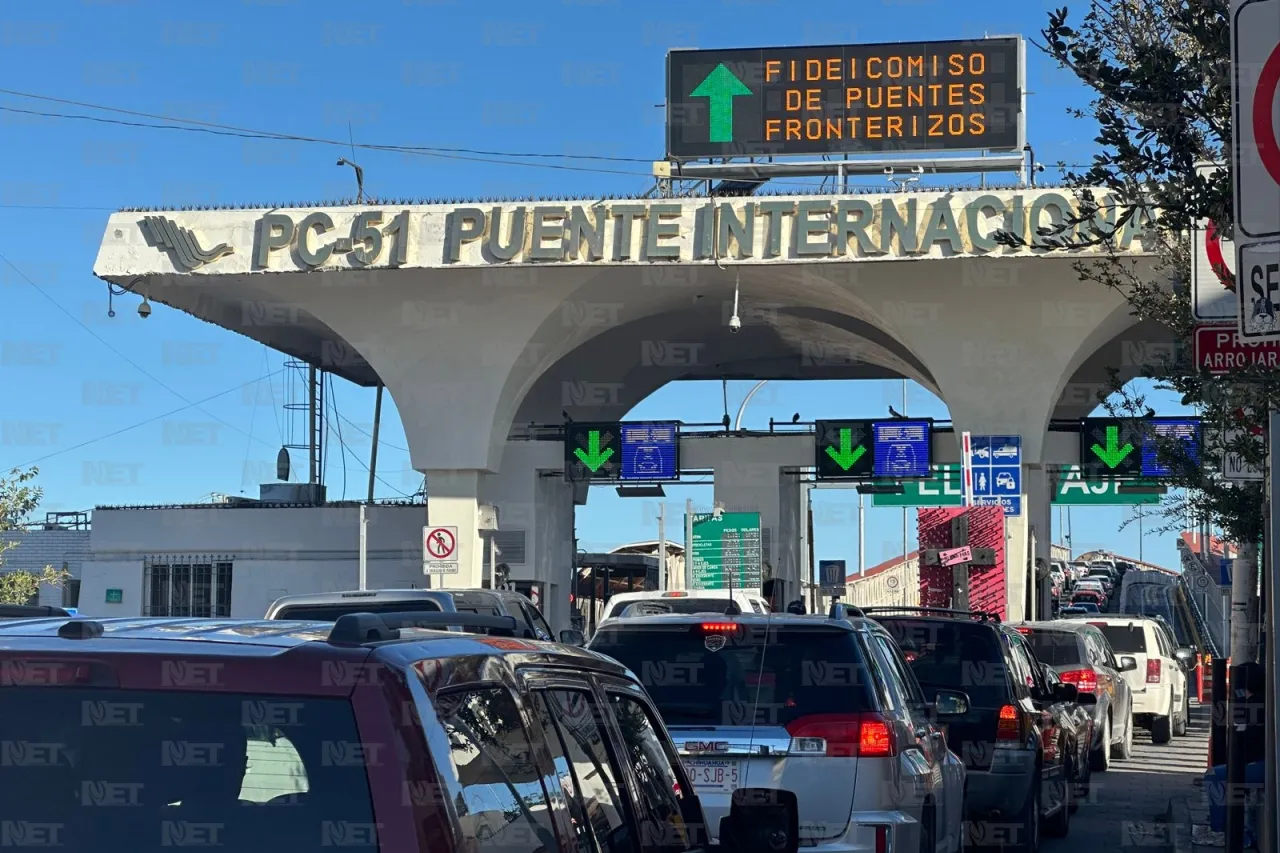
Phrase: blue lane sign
[
  {"left": 872, "top": 420, "right": 932, "bottom": 479},
  {"left": 1141, "top": 417, "right": 1201, "bottom": 478},
  {"left": 620, "top": 421, "right": 680, "bottom": 481},
  {"left": 819, "top": 559, "right": 847, "bottom": 595},
  {"left": 969, "top": 435, "right": 1022, "bottom": 516}
]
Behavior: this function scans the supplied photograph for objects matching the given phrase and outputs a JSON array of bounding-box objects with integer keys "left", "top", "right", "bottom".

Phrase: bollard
[{"left": 1210, "top": 657, "right": 1227, "bottom": 769}]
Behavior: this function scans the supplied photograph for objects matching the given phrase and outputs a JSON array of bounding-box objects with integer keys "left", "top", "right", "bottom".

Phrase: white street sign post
[
  {"left": 1232, "top": 0, "right": 1280, "bottom": 340},
  {"left": 1223, "top": 427, "right": 1266, "bottom": 480},
  {"left": 423, "top": 525, "right": 460, "bottom": 575}
]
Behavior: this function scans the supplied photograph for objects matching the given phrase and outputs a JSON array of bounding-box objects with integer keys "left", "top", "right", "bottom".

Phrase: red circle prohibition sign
[
  {"left": 1255, "top": 40, "right": 1280, "bottom": 186},
  {"left": 1205, "top": 222, "right": 1234, "bottom": 289},
  {"left": 426, "top": 528, "right": 456, "bottom": 559}
]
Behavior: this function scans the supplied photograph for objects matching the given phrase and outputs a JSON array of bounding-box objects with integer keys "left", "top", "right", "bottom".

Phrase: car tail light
[
  {"left": 786, "top": 713, "right": 896, "bottom": 758},
  {"left": 996, "top": 704, "right": 1023, "bottom": 743},
  {"left": 700, "top": 622, "right": 739, "bottom": 634},
  {"left": 873, "top": 825, "right": 888, "bottom": 853},
  {"left": 1147, "top": 659, "right": 1161, "bottom": 683},
  {"left": 1059, "top": 669, "right": 1098, "bottom": 693},
  {"left": 664, "top": 591, "right": 689, "bottom": 598},
  {"left": 0, "top": 659, "right": 116, "bottom": 687},
  {"left": 1015, "top": 627, "right": 1032, "bottom": 635}
]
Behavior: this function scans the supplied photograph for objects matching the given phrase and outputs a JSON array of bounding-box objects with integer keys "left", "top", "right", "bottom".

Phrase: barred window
[{"left": 143, "top": 557, "right": 233, "bottom": 617}]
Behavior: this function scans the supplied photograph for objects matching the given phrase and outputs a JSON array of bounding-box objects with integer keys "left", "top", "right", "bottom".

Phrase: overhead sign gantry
[
  {"left": 1078, "top": 417, "right": 1202, "bottom": 479},
  {"left": 813, "top": 419, "right": 933, "bottom": 480},
  {"left": 564, "top": 421, "right": 680, "bottom": 483}
]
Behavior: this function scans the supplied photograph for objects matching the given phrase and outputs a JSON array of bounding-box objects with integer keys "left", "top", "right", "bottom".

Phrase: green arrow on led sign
[
  {"left": 824, "top": 428, "right": 867, "bottom": 472},
  {"left": 1090, "top": 425, "right": 1135, "bottom": 470},
  {"left": 690, "top": 63, "right": 752, "bottom": 143},
  {"left": 574, "top": 430, "right": 614, "bottom": 472}
]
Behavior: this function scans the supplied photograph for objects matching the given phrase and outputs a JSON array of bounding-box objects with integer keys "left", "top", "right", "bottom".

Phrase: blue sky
[{"left": 0, "top": 0, "right": 1193, "bottom": 572}]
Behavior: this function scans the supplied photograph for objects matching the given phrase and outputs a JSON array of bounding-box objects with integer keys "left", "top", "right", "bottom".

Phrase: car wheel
[
  {"left": 1174, "top": 694, "right": 1190, "bottom": 737},
  {"left": 1011, "top": 774, "right": 1041, "bottom": 853},
  {"left": 1090, "top": 713, "right": 1112, "bottom": 772},
  {"left": 918, "top": 800, "right": 936, "bottom": 853},
  {"left": 1114, "top": 710, "right": 1135, "bottom": 758},
  {"left": 1044, "top": 774, "right": 1071, "bottom": 838},
  {"left": 1151, "top": 710, "right": 1173, "bottom": 744}
]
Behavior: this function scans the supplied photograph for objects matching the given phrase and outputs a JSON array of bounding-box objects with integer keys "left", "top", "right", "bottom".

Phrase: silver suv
[{"left": 587, "top": 606, "right": 968, "bottom": 852}]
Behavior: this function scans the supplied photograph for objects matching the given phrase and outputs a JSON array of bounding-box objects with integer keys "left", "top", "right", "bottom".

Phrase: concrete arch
[{"left": 1053, "top": 317, "right": 1179, "bottom": 420}]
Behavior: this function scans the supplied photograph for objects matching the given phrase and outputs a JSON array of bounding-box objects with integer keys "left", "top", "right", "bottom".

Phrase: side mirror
[
  {"left": 719, "top": 788, "right": 799, "bottom": 853},
  {"left": 1053, "top": 682, "right": 1080, "bottom": 703},
  {"left": 934, "top": 689, "right": 970, "bottom": 717},
  {"left": 1119, "top": 655, "right": 1138, "bottom": 672},
  {"left": 1175, "top": 647, "right": 1197, "bottom": 670},
  {"left": 558, "top": 629, "right": 585, "bottom": 646}
]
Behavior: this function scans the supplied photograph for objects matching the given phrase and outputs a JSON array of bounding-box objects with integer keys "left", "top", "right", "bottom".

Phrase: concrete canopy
[{"left": 95, "top": 187, "right": 1160, "bottom": 473}]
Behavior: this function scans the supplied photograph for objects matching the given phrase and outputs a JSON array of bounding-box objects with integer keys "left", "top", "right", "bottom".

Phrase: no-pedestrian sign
[{"left": 423, "top": 525, "right": 459, "bottom": 574}]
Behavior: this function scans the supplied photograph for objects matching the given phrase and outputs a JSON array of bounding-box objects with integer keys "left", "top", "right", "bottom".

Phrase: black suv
[{"left": 865, "top": 607, "right": 1083, "bottom": 853}]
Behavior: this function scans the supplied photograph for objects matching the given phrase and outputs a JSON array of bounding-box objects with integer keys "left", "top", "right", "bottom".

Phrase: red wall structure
[{"left": 917, "top": 506, "right": 1008, "bottom": 619}]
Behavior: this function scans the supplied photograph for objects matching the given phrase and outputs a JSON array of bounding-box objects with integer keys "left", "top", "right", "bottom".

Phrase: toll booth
[{"left": 574, "top": 552, "right": 660, "bottom": 636}]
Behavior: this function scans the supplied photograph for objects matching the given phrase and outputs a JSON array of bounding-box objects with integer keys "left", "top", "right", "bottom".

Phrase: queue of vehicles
[{"left": 0, "top": 582, "right": 1200, "bottom": 853}]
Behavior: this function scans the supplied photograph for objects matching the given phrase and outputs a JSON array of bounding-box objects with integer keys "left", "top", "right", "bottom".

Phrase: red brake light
[
  {"left": 0, "top": 659, "right": 116, "bottom": 687},
  {"left": 700, "top": 622, "right": 738, "bottom": 633},
  {"left": 1087, "top": 622, "right": 1107, "bottom": 628},
  {"left": 1016, "top": 627, "right": 1032, "bottom": 635},
  {"left": 1147, "top": 659, "right": 1161, "bottom": 683},
  {"left": 786, "top": 713, "right": 897, "bottom": 758},
  {"left": 1059, "top": 669, "right": 1098, "bottom": 693},
  {"left": 996, "top": 704, "right": 1021, "bottom": 741},
  {"left": 664, "top": 591, "right": 688, "bottom": 597},
  {"left": 874, "top": 825, "right": 888, "bottom": 853}
]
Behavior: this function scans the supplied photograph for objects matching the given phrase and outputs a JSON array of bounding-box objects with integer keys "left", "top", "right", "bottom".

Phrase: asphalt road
[{"left": 1040, "top": 702, "right": 1210, "bottom": 851}]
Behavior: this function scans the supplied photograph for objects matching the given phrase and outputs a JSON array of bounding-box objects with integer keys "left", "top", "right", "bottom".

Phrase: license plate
[{"left": 683, "top": 759, "right": 742, "bottom": 793}]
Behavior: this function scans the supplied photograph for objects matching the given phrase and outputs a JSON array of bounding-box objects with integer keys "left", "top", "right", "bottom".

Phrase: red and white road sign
[
  {"left": 940, "top": 546, "right": 973, "bottom": 567},
  {"left": 1194, "top": 324, "right": 1280, "bottom": 372},
  {"left": 1191, "top": 168, "right": 1238, "bottom": 320},
  {"left": 423, "top": 526, "right": 459, "bottom": 574},
  {"left": 1233, "top": 0, "right": 1280, "bottom": 240}
]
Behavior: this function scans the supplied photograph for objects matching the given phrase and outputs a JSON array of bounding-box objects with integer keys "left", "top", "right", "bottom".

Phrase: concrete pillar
[
  {"left": 712, "top": 459, "right": 779, "bottom": 588},
  {"left": 534, "top": 474, "right": 575, "bottom": 633},
  {"left": 1025, "top": 465, "right": 1054, "bottom": 620},
  {"left": 425, "top": 470, "right": 484, "bottom": 588}
]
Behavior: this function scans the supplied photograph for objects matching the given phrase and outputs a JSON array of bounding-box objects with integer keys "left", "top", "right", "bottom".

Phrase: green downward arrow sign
[
  {"left": 825, "top": 428, "right": 867, "bottom": 471},
  {"left": 1090, "top": 425, "right": 1135, "bottom": 469},
  {"left": 690, "top": 63, "right": 752, "bottom": 143},
  {"left": 573, "top": 430, "right": 614, "bottom": 472}
]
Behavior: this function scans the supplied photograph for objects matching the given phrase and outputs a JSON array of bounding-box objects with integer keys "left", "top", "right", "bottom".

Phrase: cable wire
[
  {"left": 337, "top": 408, "right": 409, "bottom": 452},
  {"left": 0, "top": 252, "right": 284, "bottom": 453},
  {"left": 7, "top": 369, "right": 285, "bottom": 469}
]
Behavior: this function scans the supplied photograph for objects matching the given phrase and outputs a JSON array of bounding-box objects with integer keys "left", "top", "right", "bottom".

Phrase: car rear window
[
  {"left": 614, "top": 598, "right": 740, "bottom": 617},
  {"left": 0, "top": 686, "right": 377, "bottom": 850},
  {"left": 1023, "top": 630, "right": 1084, "bottom": 666},
  {"left": 1096, "top": 624, "right": 1148, "bottom": 654},
  {"left": 589, "top": 624, "right": 873, "bottom": 726},
  {"left": 875, "top": 618, "right": 1010, "bottom": 707},
  {"left": 274, "top": 599, "right": 442, "bottom": 620}
]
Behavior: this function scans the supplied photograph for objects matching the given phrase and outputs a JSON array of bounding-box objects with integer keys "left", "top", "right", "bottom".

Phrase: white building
[{"left": 79, "top": 499, "right": 437, "bottom": 622}]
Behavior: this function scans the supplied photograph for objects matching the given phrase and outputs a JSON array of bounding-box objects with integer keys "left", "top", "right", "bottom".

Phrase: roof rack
[
  {"left": 327, "top": 612, "right": 526, "bottom": 645},
  {"left": 860, "top": 606, "right": 1001, "bottom": 624},
  {"left": 828, "top": 602, "right": 866, "bottom": 620}
]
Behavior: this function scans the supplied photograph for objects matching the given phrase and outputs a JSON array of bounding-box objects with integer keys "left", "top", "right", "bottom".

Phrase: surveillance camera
[
  {"left": 728, "top": 314, "right": 742, "bottom": 333},
  {"left": 912, "top": 165, "right": 924, "bottom": 175},
  {"left": 883, "top": 166, "right": 894, "bottom": 175},
  {"left": 137, "top": 299, "right": 152, "bottom": 319}
]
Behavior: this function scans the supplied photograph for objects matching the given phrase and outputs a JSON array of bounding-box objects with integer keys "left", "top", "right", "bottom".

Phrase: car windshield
[
  {"left": 1023, "top": 630, "right": 1084, "bottom": 666},
  {"left": 875, "top": 618, "right": 1009, "bottom": 707},
  {"left": 588, "top": 624, "right": 872, "bottom": 727},
  {"left": 1096, "top": 624, "right": 1148, "bottom": 654},
  {"left": 0, "top": 685, "right": 377, "bottom": 851},
  {"left": 615, "top": 598, "right": 740, "bottom": 616},
  {"left": 273, "top": 599, "right": 442, "bottom": 620}
]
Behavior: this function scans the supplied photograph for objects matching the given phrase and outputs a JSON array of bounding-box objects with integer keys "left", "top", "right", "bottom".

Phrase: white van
[
  {"left": 598, "top": 589, "right": 771, "bottom": 622},
  {"left": 1086, "top": 616, "right": 1195, "bottom": 744}
]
